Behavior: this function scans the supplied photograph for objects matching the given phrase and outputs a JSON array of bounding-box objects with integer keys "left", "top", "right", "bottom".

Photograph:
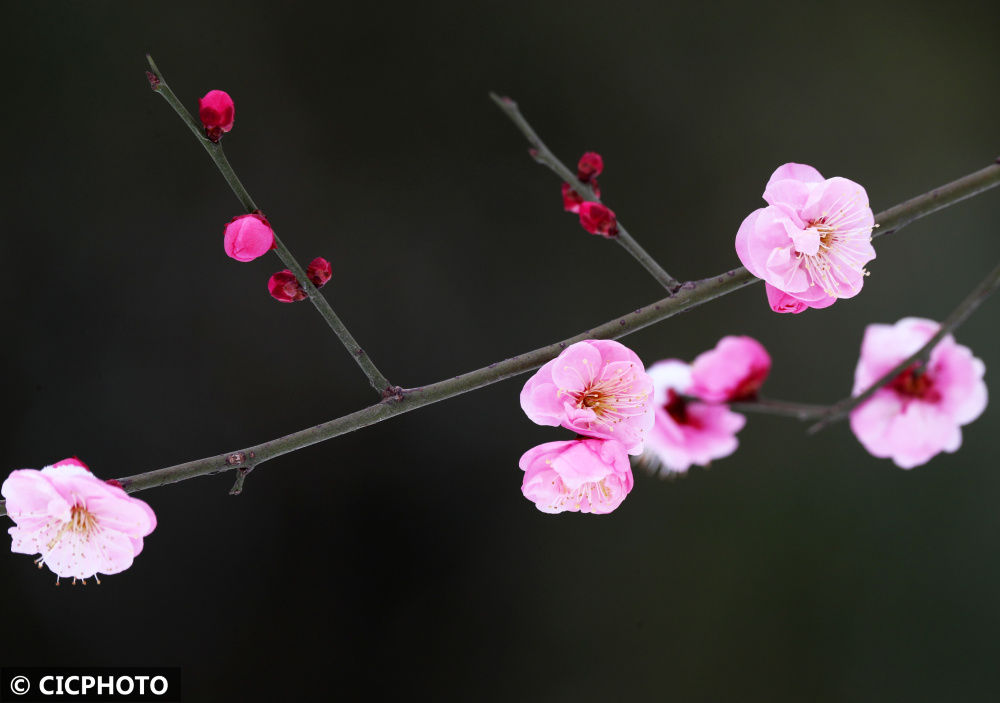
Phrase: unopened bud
[
  {"left": 561, "top": 182, "right": 601, "bottom": 214},
  {"left": 307, "top": 257, "right": 332, "bottom": 287},
  {"left": 268, "top": 270, "right": 307, "bottom": 303},
  {"left": 223, "top": 213, "right": 275, "bottom": 262},
  {"left": 577, "top": 152, "right": 604, "bottom": 183},
  {"left": 578, "top": 202, "right": 618, "bottom": 238},
  {"left": 199, "top": 90, "right": 235, "bottom": 143}
]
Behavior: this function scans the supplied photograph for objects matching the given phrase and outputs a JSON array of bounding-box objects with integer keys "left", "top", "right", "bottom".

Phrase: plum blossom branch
[
  {"left": 489, "top": 92, "right": 683, "bottom": 293},
  {"left": 1, "top": 135, "right": 998, "bottom": 519},
  {"left": 727, "top": 397, "right": 829, "bottom": 420},
  {"left": 145, "top": 55, "right": 395, "bottom": 396},
  {"left": 808, "top": 257, "right": 1000, "bottom": 434}
]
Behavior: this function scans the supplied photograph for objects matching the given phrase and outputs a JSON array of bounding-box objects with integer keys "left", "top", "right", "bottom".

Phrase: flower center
[
  {"left": 68, "top": 505, "right": 97, "bottom": 534},
  {"left": 890, "top": 364, "right": 940, "bottom": 402},
  {"left": 815, "top": 224, "right": 837, "bottom": 249},
  {"left": 664, "top": 389, "right": 702, "bottom": 427},
  {"left": 568, "top": 365, "right": 648, "bottom": 428},
  {"left": 45, "top": 504, "right": 98, "bottom": 552}
]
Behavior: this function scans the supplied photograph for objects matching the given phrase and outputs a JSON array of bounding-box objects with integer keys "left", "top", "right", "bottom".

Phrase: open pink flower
[
  {"left": 2, "top": 458, "right": 156, "bottom": 581},
  {"left": 736, "top": 163, "right": 875, "bottom": 311},
  {"left": 849, "top": 318, "right": 987, "bottom": 469},
  {"left": 520, "top": 340, "right": 655, "bottom": 455},
  {"left": 643, "top": 360, "right": 746, "bottom": 474},
  {"left": 223, "top": 212, "right": 275, "bottom": 262},
  {"left": 689, "top": 336, "right": 771, "bottom": 403},
  {"left": 519, "top": 439, "right": 633, "bottom": 514}
]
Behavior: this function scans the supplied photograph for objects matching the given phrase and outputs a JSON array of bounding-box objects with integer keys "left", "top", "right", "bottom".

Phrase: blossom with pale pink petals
[
  {"left": 643, "top": 360, "right": 746, "bottom": 474},
  {"left": 519, "top": 438, "right": 633, "bottom": 514},
  {"left": 736, "top": 163, "right": 875, "bottom": 312},
  {"left": 849, "top": 317, "right": 987, "bottom": 469},
  {"left": 2, "top": 457, "right": 156, "bottom": 582},
  {"left": 223, "top": 212, "right": 275, "bottom": 262},
  {"left": 520, "top": 340, "right": 655, "bottom": 455},
  {"left": 690, "top": 336, "right": 771, "bottom": 403}
]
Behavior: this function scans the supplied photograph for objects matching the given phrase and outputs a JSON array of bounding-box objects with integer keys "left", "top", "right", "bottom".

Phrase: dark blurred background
[{"left": 3, "top": 2, "right": 1000, "bottom": 700}]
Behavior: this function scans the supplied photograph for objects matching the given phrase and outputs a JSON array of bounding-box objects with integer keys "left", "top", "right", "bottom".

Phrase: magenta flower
[
  {"left": 561, "top": 182, "right": 602, "bottom": 213},
  {"left": 268, "top": 269, "right": 307, "bottom": 302},
  {"left": 736, "top": 163, "right": 875, "bottom": 311},
  {"left": 2, "top": 458, "right": 156, "bottom": 582},
  {"left": 223, "top": 213, "right": 275, "bottom": 262},
  {"left": 198, "top": 89, "right": 235, "bottom": 142},
  {"left": 578, "top": 202, "right": 618, "bottom": 238},
  {"left": 519, "top": 439, "right": 633, "bottom": 514},
  {"left": 520, "top": 340, "right": 655, "bottom": 455},
  {"left": 849, "top": 318, "right": 987, "bottom": 469},
  {"left": 643, "top": 360, "right": 746, "bottom": 474},
  {"left": 689, "top": 336, "right": 771, "bottom": 403}
]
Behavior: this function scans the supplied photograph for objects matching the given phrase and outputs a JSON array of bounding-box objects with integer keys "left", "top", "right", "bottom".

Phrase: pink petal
[{"left": 549, "top": 342, "right": 602, "bottom": 391}]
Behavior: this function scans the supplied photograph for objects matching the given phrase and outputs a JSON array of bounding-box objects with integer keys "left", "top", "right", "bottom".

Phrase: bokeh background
[{"left": 4, "top": 2, "right": 1000, "bottom": 700}]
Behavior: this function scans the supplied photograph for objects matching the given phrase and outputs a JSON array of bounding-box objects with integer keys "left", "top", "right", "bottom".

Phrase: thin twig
[
  {"left": 490, "top": 93, "right": 683, "bottom": 293},
  {"left": 808, "top": 258, "right": 1000, "bottom": 434},
  {"left": 145, "top": 55, "right": 395, "bottom": 396}
]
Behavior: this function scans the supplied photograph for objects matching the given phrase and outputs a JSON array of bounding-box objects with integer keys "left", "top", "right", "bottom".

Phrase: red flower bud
[
  {"left": 307, "top": 257, "right": 332, "bottom": 287},
  {"left": 561, "top": 183, "right": 584, "bottom": 213},
  {"left": 561, "top": 182, "right": 601, "bottom": 213},
  {"left": 578, "top": 202, "right": 618, "bottom": 238},
  {"left": 577, "top": 152, "right": 604, "bottom": 183},
  {"left": 268, "top": 270, "right": 307, "bottom": 303},
  {"left": 199, "top": 90, "right": 235, "bottom": 143}
]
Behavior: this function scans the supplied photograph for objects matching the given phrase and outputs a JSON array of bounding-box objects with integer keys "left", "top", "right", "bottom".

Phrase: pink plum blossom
[
  {"left": 521, "top": 340, "right": 655, "bottom": 455},
  {"left": 643, "top": 360, "right": 747, "bottom": 474},
  {"left": 519, "top": 439, "right": 633, "bottom": 514},
  {"left": 198, "top": 89, "right": 234, "bottom": 142},
  {"left": 736, "top": 163, "right": 875, "bottom": 311},
  {"left": 223, "top": 212, "right": 275, "bottom": 262},
  {"left": 689, "top": 336, "right": 771, "bottom": 403},
  {"left": 849, "top": 317, "right": 987, "bottom": 469},
  {"left": 2, "top": 457, "right": 156, "bottom": 582}
]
